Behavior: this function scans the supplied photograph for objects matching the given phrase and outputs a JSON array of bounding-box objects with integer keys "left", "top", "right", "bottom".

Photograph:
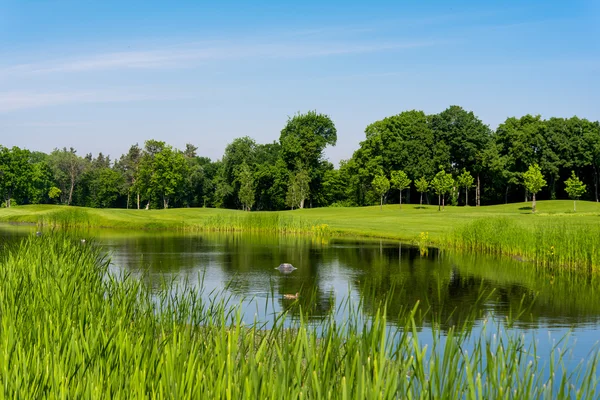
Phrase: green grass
[
  {"left": 1, "top": 233, "right": 598, "bottom": 398},
  {"left": 1, "top": 200, "right": 600, "bottom": 270}
]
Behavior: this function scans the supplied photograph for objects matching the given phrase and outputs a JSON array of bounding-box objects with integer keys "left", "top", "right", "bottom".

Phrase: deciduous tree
[
  {"left": 414, "top": 176, "right": 429, "bottom": 206},
  {"left": 564, "top": 171, "right": 586, "bottom": 212},
  {"left": 390, "top": 170, "right": 411, "bottom": 209},
  {"left": 456, "top": 169, "right": 474, "bottom": 206},
  {"left": 522, "top": 163, "right": 546, "bottom": 213},
  {"left": 371, "top": 174, "right": 390, "bottom": 210},
  {"left": 431, "top": 169, "right": 454, "bottom": 211}
]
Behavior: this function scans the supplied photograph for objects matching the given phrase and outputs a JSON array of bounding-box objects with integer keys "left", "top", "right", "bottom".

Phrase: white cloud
[
  {"left": 0, "top": 40, "right": 439, "bottom": 76},
  {"left": 0, "top": 90, "right": 180, "bottom": 112}
]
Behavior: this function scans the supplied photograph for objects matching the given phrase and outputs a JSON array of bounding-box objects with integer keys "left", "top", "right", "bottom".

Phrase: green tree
[
  {"left": 280, "top": 111, "right": 337, "bottom": 206},
  {"left": 237, "top": 162, "right": 255, "bottom": 211},
  {"left": 115, "top": 144, "right": 142, "bottom": 209},
  {"left": 371, "top": 174, "right": 390, "bottom": 210},
  {"left": 564, "top": 171, "right": 586, "bottom": 212},
  {"left": 286, "top": 169, "right": 310, "bottom": 210},
  {"left": 456, "top": 169, "right": 475, "bottom": 206},
  {"left": 414, "top": 176, "right": 429, "bottom": 205},
  {"left": 390, "top": 170, "right": 411, "bottom": 209},
  {"left": 29, "top": 152, "right": 56, "bottom": 204},
  {"left": 522, "top": 163, "right": 546, "bottom": 213},
  {"left": 431, "top": 169, "right": 454, "bottom": 211},
  {"left": 431, "top": 106, "right": 491, "bottom": 206},
  {"left": 136, "top": 141, "right": 188, "bottom": 209},
  {"left": 0, "top": 146, "right": 34, "bottom": 207},
  {"left": 280, "top": 111, "right": 337, "bottom": 171},
  {"left": 48, "top": 147, "right": 85, "bottom": 205}
]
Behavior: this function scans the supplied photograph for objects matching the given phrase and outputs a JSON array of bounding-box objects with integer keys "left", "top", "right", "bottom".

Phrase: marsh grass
[
  {"left": 1, "top": 233, "right": 599, "bottom": 398},
  {"left": 447, "top": 217, "right": 600, "bottom": 272}
]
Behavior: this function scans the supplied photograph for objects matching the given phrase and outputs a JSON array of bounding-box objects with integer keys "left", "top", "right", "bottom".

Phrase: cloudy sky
[{"left": 0, "top": 0, "right": 598, "bottom": 164}]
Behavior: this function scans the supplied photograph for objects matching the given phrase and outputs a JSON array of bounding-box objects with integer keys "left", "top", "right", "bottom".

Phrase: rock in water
[{"left": 276, "top": 263, "right": 297, "bottom": 273}]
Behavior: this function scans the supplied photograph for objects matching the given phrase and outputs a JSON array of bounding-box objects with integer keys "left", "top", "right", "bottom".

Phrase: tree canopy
[{"left": 1, "top": 107, "right": 598, "bottom": 211}]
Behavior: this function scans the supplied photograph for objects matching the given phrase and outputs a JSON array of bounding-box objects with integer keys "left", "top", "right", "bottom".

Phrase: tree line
[{"left": 1, "top": 107, "right": 599, "bottom": 210}]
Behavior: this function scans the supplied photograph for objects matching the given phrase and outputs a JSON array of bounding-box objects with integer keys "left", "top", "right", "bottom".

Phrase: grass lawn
[{"left": 1, "top": 200, "right": 599, "bottom": 243}]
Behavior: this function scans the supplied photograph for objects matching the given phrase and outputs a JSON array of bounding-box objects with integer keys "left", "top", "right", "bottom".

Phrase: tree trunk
[
  {"left": 380, "top": 196, "right": 383, "bottom": 211},
  {"left": 399, "top": 189, "right": 402, "bottom": 209},
  {"left": 574, "top": 200, "right": 577, "bottom": 212},
  {"left": 137, "top": 192, "right": 140, "bottom": 210},
  {"left": 442, "top": 194, "right": 445, "bottom": 210},
  {"left": 420, "top": 192, "right": 423, "bottom": 205},
  {"left": 594, "top": 165, "right": 599, "bottom": 202},
  {"left": 465, "top": 186, "right": 468, "bottom": 207},
  {"left": 438, "top": 194, "right": 441, "bottom": 211},
  {"left": 505, "top": 186, "right": 509, "bottom": 204},
  {"left": 300, "top": 198, "right": 305, "bottom": 209},
  {"left": 476, "top": 174, "right": 480, "bottom": 207},
  {"left": 532, "top": 193, "right": 536, "bottom": 213},
  {"left": 68, "top": 181, "right": 74, "bottom": 205},
  {"left": 127, "top": 192, "right": 130, "bottom": 209},
  {"left": 163, "top": 195, "right": 169, "bottom": 209}
]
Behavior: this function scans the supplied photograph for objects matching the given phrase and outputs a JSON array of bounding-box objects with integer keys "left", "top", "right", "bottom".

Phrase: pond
[{"left": 1, "top": 224, "right": 599, "bottom": 372}]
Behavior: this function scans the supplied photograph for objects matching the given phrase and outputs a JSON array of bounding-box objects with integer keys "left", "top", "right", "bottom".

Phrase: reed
[
  {"left": 0, "top": 233, "right": 598, "bottom": 398},
  {"left": 446, "top": 217, "right": 600, "bottom": 272}
]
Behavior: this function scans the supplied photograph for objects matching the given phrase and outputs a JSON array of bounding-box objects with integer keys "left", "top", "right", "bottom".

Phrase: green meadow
[{"left": 2, "top": 200, "right": 600, "bottom": 270}]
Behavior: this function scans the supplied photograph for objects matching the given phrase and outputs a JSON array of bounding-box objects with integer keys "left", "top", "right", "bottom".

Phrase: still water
[{"left": 1, "top": 224, "right": 599, "bottom": 369}]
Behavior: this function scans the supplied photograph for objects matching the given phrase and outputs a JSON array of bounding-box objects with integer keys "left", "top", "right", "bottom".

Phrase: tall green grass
[
  {"left": 186, "top": 212, "right": 329, "bottom": 235},
  {"left": 447, "top": 217, "right": 600, "bottom": 272},
  {"left": 0, "top": 233, "right": 598, "bottom": 398},
  {"left": 30, "top": 206, "right": 329, "bottom": 235}
]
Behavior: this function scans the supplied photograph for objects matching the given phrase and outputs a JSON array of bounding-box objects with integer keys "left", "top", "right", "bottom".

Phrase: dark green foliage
[{"left": 1, "top": 108, "right": 599, "bottom": 210}]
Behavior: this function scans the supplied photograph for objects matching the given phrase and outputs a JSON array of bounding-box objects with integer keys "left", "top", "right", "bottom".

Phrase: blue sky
[{"left": 0, "top": 0, "right": 598, "bottom": 165}]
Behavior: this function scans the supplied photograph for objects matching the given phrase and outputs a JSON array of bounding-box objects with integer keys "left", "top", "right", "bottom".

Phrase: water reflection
[{"left": 1, "top": 225, "right": 600, "bottom": 331}]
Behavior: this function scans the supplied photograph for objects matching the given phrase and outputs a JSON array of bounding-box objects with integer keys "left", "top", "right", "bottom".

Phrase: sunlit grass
[
  {"left": 1, "top": 200, "right": 600, "bottom": 270},
  {"left": 0, "top": 233, "right": 598, "bottom": 398}
]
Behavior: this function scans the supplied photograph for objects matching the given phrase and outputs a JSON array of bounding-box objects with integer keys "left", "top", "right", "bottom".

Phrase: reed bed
[
  {"left": 446, "top": 217, "right": 600, "bottom": 272},
  {"left": 185, "top": 213, "right": 328, "bottom": 235},
  {"left": 0, "top": 233, "right": 598, "bottom": 398}
]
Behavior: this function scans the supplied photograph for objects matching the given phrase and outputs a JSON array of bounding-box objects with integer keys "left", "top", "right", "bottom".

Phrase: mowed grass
[
  {"left": 2, "top": 200, "right": 600, "bottom": 270},
  {"left": 1, "top": 200, "right": 599, "bottom": 240},
  {"left": 1, "top": 233, "right": 599, "bottom": 398}
]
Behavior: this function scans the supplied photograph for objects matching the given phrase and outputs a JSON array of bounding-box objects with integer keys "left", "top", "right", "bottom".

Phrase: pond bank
[{"left": 1, "top": 201, "right": 599, "bottom": 271}]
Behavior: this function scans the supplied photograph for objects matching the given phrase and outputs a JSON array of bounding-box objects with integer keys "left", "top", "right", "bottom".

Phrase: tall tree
[
  {"left": 564, "top": 171, "right": 586, "bottom": 212},
  {"left": 115, "top": 144, "right": 142, "bottom": 209},
  {"left": 495, "top": 115, "right": 552, "bottom": 202},
  {"left": 221, "top": 137, "right": 257, "bottom": 208},
  {"left": 522, "top": 163, "right": 546, "bottom": 213},
  {"left": 48, "top": 147, "right": 85, "bottom": 205},
  {"left": 286, "top": 169, "right": 310, "bottom": 210},
  {"left": 431, "top": 106, "right": 491, "bottom": 206},
  {"left": 137, "top": 141, "right": 188, "bottom": 209},
  {"left": 280, "top": 111, "right": 337, "bottom": 206},
  {"left": 390, "top": 170, "right": 411, "bottom": 209},
  {"left": 237, "top": 162, "right": 255, "bottom": 211},
  {"left": 0, "top": 146, "right": 34, "bottom": 207}
]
